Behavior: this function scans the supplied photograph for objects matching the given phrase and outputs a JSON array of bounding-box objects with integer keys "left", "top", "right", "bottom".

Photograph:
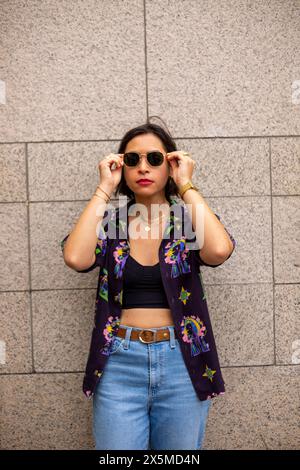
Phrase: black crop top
[{"left": 122, "top": 254, "right": 170, "bottom": 309}]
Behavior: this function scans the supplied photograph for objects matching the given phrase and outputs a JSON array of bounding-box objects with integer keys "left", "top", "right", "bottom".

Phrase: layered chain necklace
[{"left": 138, "top": 209, "right": 169, "bottom": 232}]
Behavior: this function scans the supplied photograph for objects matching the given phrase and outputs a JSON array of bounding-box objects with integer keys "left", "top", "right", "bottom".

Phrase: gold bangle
[
  {"left": 178, "top": 180, "right": 198, "bottom": 198},
  {"left": 96, "top": 185, "right": 111, "bottom": 201},
  {"left": 93, "top": 192, "right": 108, "bottom": 203},
  {"left": 180, "top": 186, "right": 192, "bottom": 198},
  {"left": 95, "top": 187, "right": 110, "bottom": 202}
]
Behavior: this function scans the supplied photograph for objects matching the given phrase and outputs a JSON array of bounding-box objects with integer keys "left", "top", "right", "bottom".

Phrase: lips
[{"left": 136, "top": 179, "right": 153, "bottom": 183}]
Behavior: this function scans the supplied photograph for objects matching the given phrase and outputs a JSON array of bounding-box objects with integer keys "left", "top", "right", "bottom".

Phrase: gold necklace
[{"left": 139, "top": 207, "right": 172, "bottom": 232}]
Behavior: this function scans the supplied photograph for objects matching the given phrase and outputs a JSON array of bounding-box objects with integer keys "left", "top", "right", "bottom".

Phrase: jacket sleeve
[
  {"left": 187, "top": 212, "right": 237, "bottom": 268},
  {"left": 60, "top": 209, "right": 109, "bottom": 273}
]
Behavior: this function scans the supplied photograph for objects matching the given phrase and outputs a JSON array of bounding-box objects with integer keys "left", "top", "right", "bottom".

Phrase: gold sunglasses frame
[{"left": 123, "top": 151, "right": 168, "bottom": 167}]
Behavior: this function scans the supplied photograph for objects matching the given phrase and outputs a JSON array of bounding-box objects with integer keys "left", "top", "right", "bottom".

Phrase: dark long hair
[{"left": 115, "top": 117, "right": 180, "bottom": 205}]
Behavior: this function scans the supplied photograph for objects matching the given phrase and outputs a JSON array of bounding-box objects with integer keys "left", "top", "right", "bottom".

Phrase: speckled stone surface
[
  {"left": 204, "top": 365, "right": 300, "bottom": 450},
  {"left": 0, "top": 144, "right": 27, "bottom": 201},
  {"left": 32, "top": 289, "right": 96, "bottom": 372},
  {"left": 175, "top": 138, "right": 270, "bottom": 197},
  {"left": 206, "top": 284, "right": 274, "bottom": 366},
  {"left": 27, "top": 141, "right": 123, "bottom": 201},
  {"left": 0, "top": 0, "right": 146, "bottom": 142},
  {"left": 199, "top": 196, "right": 272, "bottom": 284},
  {"left": 275, "top": 284, "right": 300, "bottom": 365},
  {"left": 0, "top": 292, "right": 32, "bottom": 373},
  {"left": 29, "top": 199, "right": 118, "bottom": 290},
  {"left": 273, "top": 196, "right": 300, "bottom": 283},
  {"left": 0, "top": 373, "right": 94, "bottom": 450},
  {"left": 30, "top": 200, "right": 98, "bottom": 290},
  {"left": 146, "top": 1, "right": 300, "bottom": 137},
  {"left": 0, "top": 203, "right": 29, "bottom": 291},
  {"left": 271, "top": 138, "right": 300, "bottom": 195}
]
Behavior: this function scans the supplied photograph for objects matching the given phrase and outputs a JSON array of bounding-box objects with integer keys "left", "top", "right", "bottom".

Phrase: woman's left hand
[{"left": 166, "top": 151, "right": 195, "bottom": 187}]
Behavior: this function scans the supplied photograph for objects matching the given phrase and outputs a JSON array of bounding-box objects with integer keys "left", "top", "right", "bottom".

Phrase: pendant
[{"left": 144, "top": 225, "right": 151, "bottom": 231}]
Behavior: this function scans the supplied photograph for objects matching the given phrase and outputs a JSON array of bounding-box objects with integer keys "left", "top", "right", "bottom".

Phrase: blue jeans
[{"left": 93, "top": 324, "right": 212, "bottom": 450}]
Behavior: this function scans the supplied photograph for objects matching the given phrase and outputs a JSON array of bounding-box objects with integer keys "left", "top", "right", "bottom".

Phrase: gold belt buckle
[{"left": 138, "top": 329, "right": 157, "bottom": 343}]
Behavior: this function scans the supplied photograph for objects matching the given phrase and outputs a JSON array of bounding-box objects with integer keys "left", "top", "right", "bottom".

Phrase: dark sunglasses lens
[
  {"left": 124, "top": 152, "right": 139, "bottom": 166},
  {"left": 147, "top": 151, "right": 164, "bottom": 166}
]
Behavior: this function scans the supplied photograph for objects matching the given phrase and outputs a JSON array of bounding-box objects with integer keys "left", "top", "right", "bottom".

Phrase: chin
[{"left": 134, "top": 187, "right": 156, "bottom": 195}]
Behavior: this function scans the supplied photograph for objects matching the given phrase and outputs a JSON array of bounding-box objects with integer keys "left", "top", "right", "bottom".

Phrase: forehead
[{"left": 125, "top": 133, "right": 165, "bottom": 152}]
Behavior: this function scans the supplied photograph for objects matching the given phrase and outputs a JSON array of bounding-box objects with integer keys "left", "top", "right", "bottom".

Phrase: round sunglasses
[{"left": 123, "top": 151, "right": 166, "bottom": 167}]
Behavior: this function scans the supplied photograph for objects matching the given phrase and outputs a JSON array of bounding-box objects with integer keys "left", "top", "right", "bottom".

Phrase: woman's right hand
[{"left": 98, "top": 153, "right": 124, "bottom": 194}]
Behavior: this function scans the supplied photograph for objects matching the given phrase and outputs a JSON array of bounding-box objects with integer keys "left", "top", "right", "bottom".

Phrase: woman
[{"left": 61, "top": 122, "right": 236, "bottom": 450}]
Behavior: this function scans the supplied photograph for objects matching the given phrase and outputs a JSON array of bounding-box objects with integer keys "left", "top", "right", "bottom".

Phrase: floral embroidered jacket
[{"left": 61, "top": 196, "right": 236, "bottom": 401}]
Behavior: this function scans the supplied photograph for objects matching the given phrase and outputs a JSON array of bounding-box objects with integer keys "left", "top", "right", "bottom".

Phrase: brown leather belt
[{"left": 116, "top": 326, "right": 178, "bottom": 344}]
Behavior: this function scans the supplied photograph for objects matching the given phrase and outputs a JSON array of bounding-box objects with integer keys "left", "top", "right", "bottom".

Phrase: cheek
[
  {"left": 123, "top": 167, "right": 133, "bottom": 181},
  {"left": 156, "top": 166, "right": 169, "bottom": 184},
  {"left": 163, "top": 164, "right": 170, "bottom": 178}
]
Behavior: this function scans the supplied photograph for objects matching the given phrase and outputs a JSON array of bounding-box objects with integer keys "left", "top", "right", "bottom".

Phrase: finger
[
  {"left": 106, "top": 154, "right": 123, "bottom": 160},
  {"left": 167, "top": 155, "right": 181, "bottom": 164},
  {"left": 168, "top": 159, "right": 179, "bottom": 168},
  {"left": 168, "top": 154, "right": 181, "bottom": 160},
  {"left": 112, "top": 158, "right": 124, "bottom": 168},
  {"left": 105, "top": 155, "right": 118, "bottom": 162},
  {"left": 106, "top": 156, "right": 123, "bottom": 168},
  {"left": 110, "top": 154, "right": 124, "bottom": 162},
  {"left": 106, "top": 157, "right": 120, "bottom": 165}
]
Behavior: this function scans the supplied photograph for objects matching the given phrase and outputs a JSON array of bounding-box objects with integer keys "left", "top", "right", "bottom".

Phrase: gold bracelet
[
  {"left": 96, "top": 185, "right": 111, "bottom": 201},
  {"left": 93, "top": 192, "right": 108, "bottom": 203},
  {"left": 178, "top": 180, "right": 198, "bottom": 198},
  {"left": 95, "top": 187, "right": 110, "bottom": 202}
]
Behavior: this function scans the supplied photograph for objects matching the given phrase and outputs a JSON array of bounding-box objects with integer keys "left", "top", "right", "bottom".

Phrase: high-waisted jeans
[{"left": 92, "top": 324, "right": 212, "bottom": 450}]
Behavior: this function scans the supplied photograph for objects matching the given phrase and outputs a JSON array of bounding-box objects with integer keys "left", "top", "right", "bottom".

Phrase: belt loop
[
  {"left": 168, "top": 326, "right": 176, "bottom": 349},
  {"left": 123, "top": 326, "right": 132, "bottom": 349}
]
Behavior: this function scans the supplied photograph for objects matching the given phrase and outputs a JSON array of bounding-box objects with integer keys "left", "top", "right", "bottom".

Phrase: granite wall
[{"left": 0, "top": 0, "right": 299, "bottom": 449}]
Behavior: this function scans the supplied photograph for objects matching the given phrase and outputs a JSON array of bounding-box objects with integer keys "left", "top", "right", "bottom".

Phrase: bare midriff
[{"left": 119, "top": 213, "right": 175, "bottom": 329}]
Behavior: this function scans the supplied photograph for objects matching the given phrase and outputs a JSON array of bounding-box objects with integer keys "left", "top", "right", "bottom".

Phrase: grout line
[
  {"left": 0, "top": 281, "right": 299, "bottom": 295},
  {"left": 1, "top": 135, "right": 300, "bottom": 145},
  {"left": 1, "top": 194, "right": 300, "bottom": 205},
  {"left": 143, "top": 0, "right": 149, "bottom": 121},
  {"left": 269, "top": 137, "right": 276, "bottom": 366},
  {"left": 1, "top": 362, "right": 299, "bottom": 377}
]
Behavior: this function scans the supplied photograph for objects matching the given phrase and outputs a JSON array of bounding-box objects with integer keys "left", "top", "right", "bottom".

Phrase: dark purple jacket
[{"left": 61, "top": 196, "right": 236, "bottom": 401}]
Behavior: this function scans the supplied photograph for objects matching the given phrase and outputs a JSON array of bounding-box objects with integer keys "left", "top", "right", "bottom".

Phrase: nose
[{"left": 138, "top": 155, "right": 150, "bottom": 172}]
